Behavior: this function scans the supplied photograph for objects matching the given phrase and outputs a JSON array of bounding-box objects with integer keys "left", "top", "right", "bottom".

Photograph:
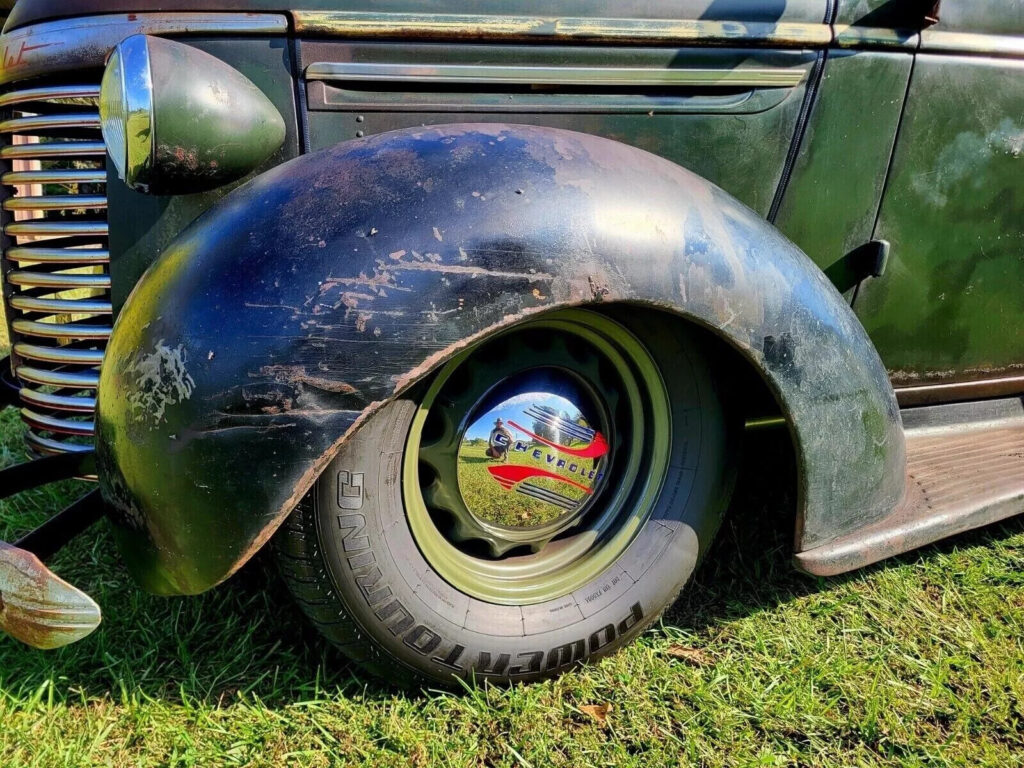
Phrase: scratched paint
[
  {"left": 95, "top": 124, "right": 901, "bottom": 595},
  {"left": 124, "top": 339, "right": 195, "bottom": 426}
]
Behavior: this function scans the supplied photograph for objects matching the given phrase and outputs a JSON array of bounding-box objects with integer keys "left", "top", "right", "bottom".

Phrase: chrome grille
[{"left": 1, "top": 81, "right": 109, "bottom": 455}]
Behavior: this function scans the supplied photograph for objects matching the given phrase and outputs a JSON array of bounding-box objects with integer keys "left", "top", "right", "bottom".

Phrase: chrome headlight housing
[
  {"left": 100, "top": 34, "right": 154, "bottom": 189},
  {"left": 99, "top": 35, "right": 286, "bottom": 195}
]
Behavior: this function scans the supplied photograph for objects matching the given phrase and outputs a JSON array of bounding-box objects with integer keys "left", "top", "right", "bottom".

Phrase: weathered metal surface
[
  {"left": 5, "top": 2, "right": 832, "bottom": 35},
  {"left": 896, "top": 375, "right": 1024, "bottom": 407},
  {"left": 917, "top": 0, "right": 1024, "bottom": 38},
  {"left": 294, "top": 12, "right": 833, "bottom": 48},
  {"left": 835, "top": 1, "right": 1024, "bottom": 55},
  {"left": 774, "top": 49, "right": 912, "bottom": 283},
  {"left": 0, "top": 541, "right": 101, "bottom": 649},
  {"left": 856, "top": 55, "right": 1024, "bottom": 388},
  {"left": 919, "top": 30, "right": 1024, "bottom": 58},
  {"left": 107, "top": 36, "right": 301, "bottom": 311},
  {"left": 301, "top": 41, "right": 815, "bottom": 218},
  {"left": 105, "top": 35, "right": 286, "bottom": 194},
  {"left": 833, "top": 0, "right": 940, "bottom": 29},
  {"left": 832, "top": 25, "right": 920, "bottom": 50},
  {"left": 0, "top": 13, "right": 287, "bottom": 85},
  {"left": 94, "top": 124, "right": 902, "bottom": 595},
  {"left": 796, "top": 397, "right": 1024, "bottom": 576},
  {"left": 304, "top": 61, "right": 810, "bottom": 88}
]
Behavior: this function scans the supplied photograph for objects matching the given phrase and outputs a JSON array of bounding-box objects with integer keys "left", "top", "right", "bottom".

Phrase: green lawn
[{"left": 1, "top": 312, "right": 1023, "bottom": 766}]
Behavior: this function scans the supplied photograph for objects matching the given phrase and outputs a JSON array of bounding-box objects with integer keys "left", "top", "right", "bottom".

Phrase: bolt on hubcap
[
  {"left": 404, "top": 309, "right": 672, "bottom": 605},
  {"left": 453, "top": 369, "right": 613, "bottom": 555}
]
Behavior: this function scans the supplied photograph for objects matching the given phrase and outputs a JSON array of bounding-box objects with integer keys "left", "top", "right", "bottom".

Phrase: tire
[{"left": 274, "top": 309, "right": 735, "bottom": 686}]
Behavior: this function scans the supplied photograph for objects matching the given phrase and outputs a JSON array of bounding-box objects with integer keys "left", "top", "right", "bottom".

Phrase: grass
[{"left": 1, "top": 313, "right": 1023, "bottom": 766}]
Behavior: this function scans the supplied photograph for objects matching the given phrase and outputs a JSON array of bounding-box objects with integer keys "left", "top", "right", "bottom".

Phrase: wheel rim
[{"left": 403, "top": 309, "right": 672, "bottom": 605}]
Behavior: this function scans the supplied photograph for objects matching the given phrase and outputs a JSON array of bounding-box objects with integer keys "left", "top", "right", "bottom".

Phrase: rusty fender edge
[{"left": 95, "top": 124, "right": 904, "bottom": 596}]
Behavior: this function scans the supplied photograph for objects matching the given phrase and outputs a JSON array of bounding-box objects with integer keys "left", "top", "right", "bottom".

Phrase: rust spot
[
  {"left": 389, "top": 252, "right": 553, "bottom": 282},
  {"left": 257, "top": 364, "right": 360, "bottom": 395},
  {"left": 587, "top": 275, "right": 610, "bottom": 301},
  {"left": 0, "top": 542, "right": 101, "bottom": 650},
  {"left": 339, "top": 291, "right": 376, "bottom": 309}
]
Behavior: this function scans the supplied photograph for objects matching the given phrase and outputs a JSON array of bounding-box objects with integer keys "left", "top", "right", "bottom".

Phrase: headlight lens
[
  {"left": 99, "top": 35, "right": 153, "bottom": 191},
  {"left": 99, "top": 34, "right": 285, "bottom": 195},
  {"left": 99, "top": 48, "right": 128, "bottom": 179}
]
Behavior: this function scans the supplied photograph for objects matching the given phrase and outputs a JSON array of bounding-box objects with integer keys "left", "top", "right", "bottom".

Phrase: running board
[
  {"left": 796, "top": 397, "right": 1024, "bottom": 576},
  {"left": 0, "top": 541, "right": 101, "bottom": 649}
]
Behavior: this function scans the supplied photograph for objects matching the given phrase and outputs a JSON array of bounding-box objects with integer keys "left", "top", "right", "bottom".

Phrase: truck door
[{"left": 854, "top": 1, "right": 1024, "bottom": 401}]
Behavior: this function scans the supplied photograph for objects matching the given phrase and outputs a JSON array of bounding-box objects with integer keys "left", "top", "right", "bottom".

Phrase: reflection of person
[{"left": 486, "top": 418, "right": 512, "bottom": 462}]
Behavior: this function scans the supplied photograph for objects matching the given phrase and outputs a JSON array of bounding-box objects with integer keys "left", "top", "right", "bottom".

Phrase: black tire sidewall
[{"left": 311, "top": 316, "right": 730, "bottom": 684}]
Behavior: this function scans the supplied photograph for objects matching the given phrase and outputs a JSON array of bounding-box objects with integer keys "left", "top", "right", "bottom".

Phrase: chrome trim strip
[
  {"left": 13, "top": 343, "right": 105, "bottom": 365},
  {"left": 112, "top": 34, "right": 157, "bottom": 189},
  {"left": 11, "top": 319, "right": 111, "bottom": 340},
  {"left": 2, "top": 169, "right": 106, "bottom": 186},
  {"left": 0, "top": 142, "right": 106, "bottom": 160},
  {"left": 19, "top": 388, "right": 97, "bottom": 414},
  {"left": 7, "top": 270, "right": 111, "bottom": 289},
  {"left": 920, "top": 30, "right": 1024, "bottom": 58},
  {"left": 16, "top": 366, "right": 101, "bottom": 389},
  {"left": 20, "top": 408, "right": 95, "bottom": 437},
  {"left": 294, "top": 12, "right": 832, "bottom": 47},
  {"left": 306, "top": 61, "right": 808, "bottom": 88},
  {"left": 9, "top": 296, "right": 113, "bottom": 314},
  {"left": 0, "top": 13, "right": 288, "bottom": 85},
  {"left": 5, "top": 220, "right": 108, "bottom": 237},
  {"left": 3, "top": 195, "right": 107, "bottom": 211},
  {"left": 25, "top": 431, "right": 93, "bottom": 455},
  {"left": 6, "top": 247, "right": 109, "bottom": 264},
  {"left": 0, "top": 114, "right": 101, "bottom": 133},
  {"left": 0, "top": 85, "right": 100, "bottom": 107},
  {"left": 833, "top": 25, "right": 920, "bottom": 50},
  {"left": 895, "top": 375, "right": 1024, "bottom": 407}
]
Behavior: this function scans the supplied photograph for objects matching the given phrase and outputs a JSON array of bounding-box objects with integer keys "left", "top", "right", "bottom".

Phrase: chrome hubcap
[
  {"left": 454, "top": 369, "right": 613, "bottom": 554},
  {"left": 404, "top": 309, "right": 672, "bottom": 604}
]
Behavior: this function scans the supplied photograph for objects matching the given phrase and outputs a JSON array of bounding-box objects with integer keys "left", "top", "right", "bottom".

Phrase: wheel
[{"left": 274, "top": 307, "right": 735, "bottom": 686}]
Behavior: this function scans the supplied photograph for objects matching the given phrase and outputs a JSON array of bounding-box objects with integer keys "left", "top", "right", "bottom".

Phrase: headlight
[
  {"left": 99, "top": 35, "right": 285, "bottom": 195},
  {"left": 100, "top": 35, "right": 153, "bottom": 188}
]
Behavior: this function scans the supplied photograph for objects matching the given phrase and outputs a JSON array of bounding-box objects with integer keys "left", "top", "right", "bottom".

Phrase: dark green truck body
[
  {"left": 5, "top": 0, "right": 1022, "bottom": 399},
  {"left": 0, "top": 1, "right": 1022, "bottom": 620}
]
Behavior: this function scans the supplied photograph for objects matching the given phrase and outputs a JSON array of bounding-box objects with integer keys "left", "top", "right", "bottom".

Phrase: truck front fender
[{"left": 95, "top": 124, "right": 904, "bottom": 595}]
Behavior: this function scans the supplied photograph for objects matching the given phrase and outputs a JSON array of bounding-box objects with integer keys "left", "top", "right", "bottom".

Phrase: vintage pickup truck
[{"left": 0, "top": 0, "right": 1022, "bottom": 686}]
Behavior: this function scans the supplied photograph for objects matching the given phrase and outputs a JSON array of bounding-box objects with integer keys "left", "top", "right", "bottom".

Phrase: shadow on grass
[
  {"left": 2, "top": 426, "right": 1022, "bottom": 708},
  {"left": 668, "top": 429, "right": 1024, "bottom": 632}
]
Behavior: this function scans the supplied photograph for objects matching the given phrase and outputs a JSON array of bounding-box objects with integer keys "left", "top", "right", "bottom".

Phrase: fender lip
[{"left": 95, "top": 123, "right": 903, "bottom": 596}]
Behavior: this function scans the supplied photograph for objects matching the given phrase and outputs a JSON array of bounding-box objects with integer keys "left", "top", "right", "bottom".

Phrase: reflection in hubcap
[
  {"left": 404, "top": 309, "right": 672, "bottom": 604},
  {"left": 457, "top": 371, "right": 610, "bottom": 539}
]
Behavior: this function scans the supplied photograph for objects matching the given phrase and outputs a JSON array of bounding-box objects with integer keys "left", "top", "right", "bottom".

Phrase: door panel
[
  {"left": 774, "top": 49, "right": 912, "bottom": 282},
  {"left": 299, "top": 41, "right": 816, "bottom": 217},
  {"left": 856, "top": 54, "right": 1024, "bottom": 386}
]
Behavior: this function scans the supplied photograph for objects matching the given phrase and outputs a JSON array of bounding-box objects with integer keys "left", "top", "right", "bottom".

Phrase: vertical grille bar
[{"left": 1, "top": 81, "right": 109, "bottom": 455}]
